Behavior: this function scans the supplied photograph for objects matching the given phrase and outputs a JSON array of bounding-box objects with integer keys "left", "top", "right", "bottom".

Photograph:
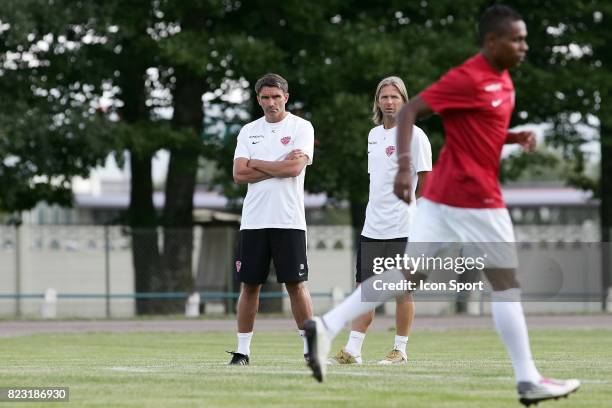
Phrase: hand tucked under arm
[
  {"left": 284, "top": 149, "right": 307, "bottom": 161},
  {"left": 233, "top": 158, "right": 272, "bottom": 184},
  {"left": 248, "top": 155, "right": 308, "bottom": 178}
]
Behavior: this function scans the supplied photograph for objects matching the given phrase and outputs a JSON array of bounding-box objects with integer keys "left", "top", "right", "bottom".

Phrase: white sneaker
[
  {"left": 378, "top": 348, "right": 407, "bottom": 365},
  {"left": 517, "top": 377, "right": 580, "bottom": 406},
  {"left": 304, "top": 317, "right": 331, "bottom": 382}
]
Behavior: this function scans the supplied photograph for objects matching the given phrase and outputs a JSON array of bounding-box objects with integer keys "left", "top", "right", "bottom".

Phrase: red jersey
[{"left": 420, "top": 53, "right": 514, "bottom": 208}]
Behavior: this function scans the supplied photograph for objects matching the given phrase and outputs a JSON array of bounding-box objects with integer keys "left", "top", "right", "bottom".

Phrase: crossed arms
[{"left": 233, "top": 149, "right": 309, "bottom": 184}]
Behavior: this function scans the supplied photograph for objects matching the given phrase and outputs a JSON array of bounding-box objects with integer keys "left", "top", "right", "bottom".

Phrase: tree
[
  {"left": 1, "top": 0, "right": 306, "bottom": 313},
  {"left": 207, "top": 1, "right": 481, "bottom": 234},
  {"left": 505, "top": 0, "right": 609, "bottom": 306},
  {"left": 3, "top": 0, "right": 608, "bottom": 310},
  {"left": 0, "top": 0, "right": 118, "bottom": 214}
]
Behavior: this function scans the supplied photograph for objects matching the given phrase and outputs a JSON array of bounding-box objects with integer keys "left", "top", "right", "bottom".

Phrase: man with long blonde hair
[{"left": 329, "top": 76, "right": 431, "bottom": 365}]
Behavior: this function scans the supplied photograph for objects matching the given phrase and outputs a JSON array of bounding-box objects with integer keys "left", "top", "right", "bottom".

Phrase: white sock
[
  {"left": 322, "top": 268, "right": 405, "bottom": 338},
  {"left": 298, "top": 330, "right": 308, "bottom": 355},
  {"left": 345, "top": 331, "right": 366, "bottom": 357},
  {"left": 236, "top": 332, "right": 253, "bottom": 356},
  {"left": 491, "top": 289, "right": 541, "bottom": 383},
  {"left": 393, "top": 335, "right": 409, "bottom": 355}
]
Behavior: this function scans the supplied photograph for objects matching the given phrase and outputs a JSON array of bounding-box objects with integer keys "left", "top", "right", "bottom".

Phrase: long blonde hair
[{"left": 372, "top": 76, "right": 409, "bottom": 125}]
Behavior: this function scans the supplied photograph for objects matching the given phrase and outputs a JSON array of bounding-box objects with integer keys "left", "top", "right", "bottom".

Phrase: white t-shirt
[
  {"left": 233, "top": 112, "right": 314, "bottom": 231},
  {"left": 361, "top": 125, "right": 432, "bottom": 239}
]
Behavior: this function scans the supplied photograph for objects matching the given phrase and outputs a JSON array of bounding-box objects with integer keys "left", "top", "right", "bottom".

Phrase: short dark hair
[
  {"left": 254, "top": 73, "right": 289, "bottom": 95},
  {"left": 479, "top": 4, "right": 523, "bottom": 45}
]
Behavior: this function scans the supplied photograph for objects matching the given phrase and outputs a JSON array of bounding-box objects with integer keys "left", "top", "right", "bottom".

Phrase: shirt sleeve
[
  {"left": 294, "top": 121, "right": 315, "bottom": 165},
  {"left": 420, "top": 66, "right": 477, "bottom": 114},
  {"left": 233, "top": 125, "right": 250, "bottom": 160},
  {"left": 411, "top": 127, "right": 433, "bottom": 173}
]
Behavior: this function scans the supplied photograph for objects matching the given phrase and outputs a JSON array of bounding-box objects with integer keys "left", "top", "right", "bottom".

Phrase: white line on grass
[
  {"left": 102, "top": 365, "right": 612, "bottom": 385},
  {"left": 108, "top": 366, "right": 158, "bottom": 373}
]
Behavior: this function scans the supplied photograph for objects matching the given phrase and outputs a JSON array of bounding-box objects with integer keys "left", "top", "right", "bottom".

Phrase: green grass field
[{"left": 1, "top": 328, "right": 610, "bottom": 407}]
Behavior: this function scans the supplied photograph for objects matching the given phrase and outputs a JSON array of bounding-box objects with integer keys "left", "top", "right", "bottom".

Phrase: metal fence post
[
  {"left": 603, "top": 229, "right": 611, "bottom": 312},
  {"left": 15, "top": 223, "right": 21, "bottom": 318},
  {"left": 105, "top": 225, "right": 111, "bottom": 318}
]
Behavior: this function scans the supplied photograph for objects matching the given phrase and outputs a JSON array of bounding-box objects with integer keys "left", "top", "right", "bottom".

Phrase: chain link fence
[
  {"left": 0, "top": 224, "right": 609, "bottom": 318},
  {"left": 0, "top": 224, "right": 354, "bottom": 318}
]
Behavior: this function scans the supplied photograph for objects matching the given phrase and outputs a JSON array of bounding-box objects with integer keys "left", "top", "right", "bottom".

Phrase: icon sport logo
[
  {"left": 281, "top": 136, "right": 291, "bottom": 145},
  {"left": 235, "top": 261, "right": 241, "bottom": 273},
  {"left": 386, "top": 146, "right": 395, "bottom": 157}
]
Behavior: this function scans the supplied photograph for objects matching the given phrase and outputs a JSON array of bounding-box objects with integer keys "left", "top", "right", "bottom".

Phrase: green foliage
[
  {"left": 0, "top": 0, "right": 121, "bottom": 212},
  {"left": 500, "top": 149, "right": 561, "bottom": 183},
  {"left": 506, "top": 0, "right": 606, "bottom": 191},
  {"left": 308, "top": 92, "right": 371, "bottom": 201},
  {"left": 1, "top": 0, "right": 610, "bottom": 220}
]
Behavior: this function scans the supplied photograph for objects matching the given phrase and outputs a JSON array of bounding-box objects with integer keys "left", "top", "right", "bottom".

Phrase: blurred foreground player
[{"left": 305, "top": 6, "right": 580, "bottom": 406}]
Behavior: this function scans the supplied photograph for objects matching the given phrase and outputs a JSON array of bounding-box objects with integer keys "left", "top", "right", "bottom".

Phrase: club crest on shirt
[
  {"left": 281, "top": 136, "right": 291, "bottom": 145},
  {"left": 385, "top": 146, "right": 395, "bottom": 157},
  {"left": 235, "top": 261, "right": 241, "bottom": 273}
]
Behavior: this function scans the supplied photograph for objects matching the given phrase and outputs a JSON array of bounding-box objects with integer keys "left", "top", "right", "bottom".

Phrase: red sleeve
[{"left": 420, "top": 66, "right": 477, "bottom": 114}]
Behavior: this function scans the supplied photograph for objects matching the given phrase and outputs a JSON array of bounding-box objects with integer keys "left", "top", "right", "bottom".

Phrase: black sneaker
[
  {"left": 304, "top": 317, "right": 329, "bottom": 382},
  {"left": 227, "top": 351, "right": 249, "bottom": 365}
]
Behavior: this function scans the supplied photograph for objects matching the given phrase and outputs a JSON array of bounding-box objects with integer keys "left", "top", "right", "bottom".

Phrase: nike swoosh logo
[
  {"left": 251, "top": 142, "right": 260, "bottom": 144},
  {"left": 491, "top": 99, "right": 503, "bottom": 107}
]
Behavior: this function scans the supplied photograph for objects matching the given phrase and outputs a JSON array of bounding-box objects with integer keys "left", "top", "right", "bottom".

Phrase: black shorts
[
  {"left": 236, "top": 228, "right": 308, "bottom": 284},
  {"left": 355, "top": 235, "right": 408, "bottom": 283}
]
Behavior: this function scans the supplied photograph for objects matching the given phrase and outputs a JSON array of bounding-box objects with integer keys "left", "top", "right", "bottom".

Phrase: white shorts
[{"left": 406, "top": 198, "right": 518, "bottom": 270}]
